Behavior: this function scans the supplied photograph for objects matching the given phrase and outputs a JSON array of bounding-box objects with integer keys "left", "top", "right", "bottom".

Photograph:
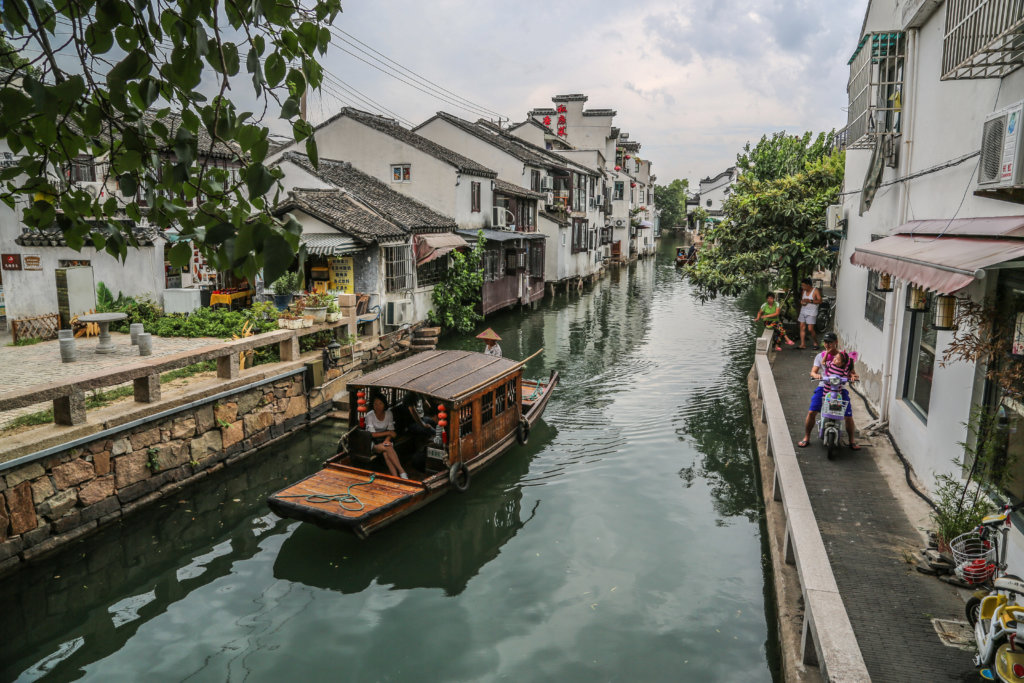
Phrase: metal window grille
[
  {"left": 384, "top": 244, "right": 412, "bottom": 292},
  {"left": 943, "top": 0, "right": 1024, "bottom": 80},
  {"left": 416, "top": 258, "right": 446, "bottom": 287},
  {"left": 485, "top": 248, "right": 501, "bottom": 282},
  {"left": 613, "top": 182, "right": 624, "bottom": 200},
  {"left": 846, "top": 32, "right": 905, "bottom": 149},
  {"left": 865, "top": 271, "right": 886, "bottom": 330},
  {"left": 529, "top": 242, "right": 544, "bottom": 278},
  {"left": 481, "top": 391, "right": 493, "bottom": 424},
  {"left": 505, "top": 379, "right": 516, "bottom": 408}
]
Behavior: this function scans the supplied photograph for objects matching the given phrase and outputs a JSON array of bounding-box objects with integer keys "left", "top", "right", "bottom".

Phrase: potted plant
[
  {"left": 304, "top": 291, "right": 333, "bottom": 323},
  {"left": 326, "top": 300, "right": 342, "bottom": 323},
  {"left": 271, "top": 272, "right": 300, "bottom": 311}
]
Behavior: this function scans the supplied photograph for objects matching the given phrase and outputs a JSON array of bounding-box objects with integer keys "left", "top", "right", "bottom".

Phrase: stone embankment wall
[{"left": 0, "top": 322, "right": 424, "bottom": 575}]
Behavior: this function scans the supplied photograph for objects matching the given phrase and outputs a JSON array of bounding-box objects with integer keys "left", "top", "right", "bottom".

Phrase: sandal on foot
[
  {"left": 849, "top": 443, "right": 862, "bottom": 451},
  {"left": 797, "top": 439, "right": 810, "bottom": 448},
  {"left": 785, "top": 339, "right": 795, "bottom": 345},
  {"left": 774, "top": 345, "right": 782, "bottom": 351}
]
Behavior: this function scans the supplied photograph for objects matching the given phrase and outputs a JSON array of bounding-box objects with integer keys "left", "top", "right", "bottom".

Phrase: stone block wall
[{"left": 0, "top": 373, "right": 307, "bottom": 575}]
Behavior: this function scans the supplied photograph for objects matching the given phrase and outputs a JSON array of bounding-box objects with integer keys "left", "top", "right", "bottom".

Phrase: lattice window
[
  {"left": 505, "top": 378, "right": 517, "bottom": 408},
  {"left": 384, "top": 244, "right": 412, "bottom": 292},
  {"left": 481, "top": 391, "right": 493, "bottom": 424},
  {"left": 846, "top": 32, "right": 905, "bottom": 149},
  {"left": 459, "top": 404, "right": 473, "bottom": 438},
  {"left": 943, "top": 0, "right": 1024, "bottom": 80},
  {"left": 529, "top": 241, "right": 544, "bottom": 279},
  {"left": 484, "top": 248, "right": 502, "bottom": 282},
  {"left": 494, "top": 386, "right": 506, "bottom": 416},
  {"left": 416, "top": 258, "right": 446, "bottom": 287}
]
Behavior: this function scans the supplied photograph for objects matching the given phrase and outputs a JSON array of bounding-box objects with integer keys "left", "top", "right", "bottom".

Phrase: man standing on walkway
[
  {"left": 797, "top": 278, "right": 821, "bottom": 349},
  {"left": 798, "top": 332, "right": 860, "bottom": 449}
]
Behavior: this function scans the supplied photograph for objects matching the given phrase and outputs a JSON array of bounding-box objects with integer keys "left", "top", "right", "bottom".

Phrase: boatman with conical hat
[{"left": 476, "top": 328, "right": 502, "bottom": 357}]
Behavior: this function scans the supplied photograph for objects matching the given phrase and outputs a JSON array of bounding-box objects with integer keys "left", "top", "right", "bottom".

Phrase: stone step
[
  {"left": 416, "top": 327, "right": 441, "bottom": 337},
  {"left": 411, "top": 342, "right": 436, "bottom": 352},
  {"left": 398, "top": 339, "right": 412, "bottom": 349}
]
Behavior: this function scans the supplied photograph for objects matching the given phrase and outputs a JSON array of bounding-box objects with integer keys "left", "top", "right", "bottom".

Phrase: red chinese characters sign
[
  {"left": 2, "top": 254, "right": 22, "bottom": 271},
  {"left": 556, "top": 104, "right": 567, "bottom": 137}
]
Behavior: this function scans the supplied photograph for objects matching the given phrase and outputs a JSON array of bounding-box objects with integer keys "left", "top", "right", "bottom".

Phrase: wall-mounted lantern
[
  {"left": 906, "top": 285, "right": 928, "bottom": 312},
  {"left": 933, "top": 295, "right": 957, "bottom": 330},
  {"left": 875, "top": 273, "right": 893, "bottom": 292}
]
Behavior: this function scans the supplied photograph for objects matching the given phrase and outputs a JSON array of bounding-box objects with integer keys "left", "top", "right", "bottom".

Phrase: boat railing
[{"left": 753, "top": 328, "right": 870, "bottom": 682}]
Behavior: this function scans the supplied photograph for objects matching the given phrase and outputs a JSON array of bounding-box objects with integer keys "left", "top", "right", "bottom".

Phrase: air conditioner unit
[
  {"left": 492, "top": 206, "right": 506, "bottom": 227},
  {"left": 978, "top": 99, "right": 1024, "bottom": 189},
  {"left": 385, "top": 299, "right": 413, "bottom": 326},
  {"left": 615, "top": 219, "right": 624, "bottom": 227},
  {"left": 79, "top": 181, "right": 104, "bottom": 198},
  {"left": 540, "top": 176, "right": 554, "bottom": 191}
]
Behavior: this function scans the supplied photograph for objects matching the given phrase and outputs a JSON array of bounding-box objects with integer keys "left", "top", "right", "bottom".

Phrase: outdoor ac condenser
[
  {"left": 978, "top": 99, "right": 1024, "bottom": 189},
  {"left": 385, "top": 299, "right": 413, "bottom": 326}
]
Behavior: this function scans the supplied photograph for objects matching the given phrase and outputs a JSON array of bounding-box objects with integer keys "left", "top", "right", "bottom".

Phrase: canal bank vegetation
[
  {"left": 428, "top": 231, "right": 486, "bottom": 334},
  {"left": 653, "top": 178, "right": 690, "bottom": 229},
  {"left": 688, "top": 131, "right": 843, "bottom": 304}
]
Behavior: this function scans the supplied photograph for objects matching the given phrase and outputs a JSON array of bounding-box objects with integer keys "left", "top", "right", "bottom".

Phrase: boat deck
[{"left": 272, "top": 464, "right": 426, "bottom": 525}]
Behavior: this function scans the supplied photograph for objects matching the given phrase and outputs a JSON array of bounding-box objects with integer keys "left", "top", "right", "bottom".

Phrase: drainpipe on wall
[{"left": 879, "top": 28, "right": 918, "bottom": 421}]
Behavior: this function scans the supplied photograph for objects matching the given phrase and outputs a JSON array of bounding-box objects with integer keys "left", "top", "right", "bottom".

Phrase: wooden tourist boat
[
  {"left": 675, "top": 246, "right": 693, "bottom": 266},
  {"left": 267, "top": 349, "right": 558, "bottom": 538}
]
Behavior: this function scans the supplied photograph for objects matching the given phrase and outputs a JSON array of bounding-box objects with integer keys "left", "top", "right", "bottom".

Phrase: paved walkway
[
  {"left": 771, "top": 346, "right": 980, "bottom": 681},
  {"left": 0, "top": 332, "right": 223, "bottom": 427}
]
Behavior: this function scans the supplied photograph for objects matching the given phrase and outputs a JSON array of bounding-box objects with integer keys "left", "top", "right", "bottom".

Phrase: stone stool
[
  {"left": 58, "top": 329, "right": 74, "bottom": 340},
  {"left": 137, "top": 333, "right": 153, "bottom": 356},
  {"left": 59, "top": 337, "right": 77, "bottom": 363},
  {"left": 130, "top": 323, "right": 145, "bottom": 345}
]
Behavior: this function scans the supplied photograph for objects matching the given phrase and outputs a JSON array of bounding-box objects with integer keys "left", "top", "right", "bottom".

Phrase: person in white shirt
[
  {"left": 364, "top": 395, "right": 408, "bottom": 479},
  {"left": 797, "top": 278, "right": 822, "bottom": 350},
  {"left": 477, "top": 328, "right": 502, "bottom": 357}
]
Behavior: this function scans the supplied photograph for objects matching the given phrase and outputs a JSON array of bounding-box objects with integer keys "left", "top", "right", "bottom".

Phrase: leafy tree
[
  {"left": 429, "top": 231, "right": 485, "bottom": 334},
  {"left": 653, "top": 178, "right": 689, "bottom": 229},
  {"left": 736, "top": 130, "right": 835, "bottom": 183},
  {"left": 0, "top": 32, "right": 34, "bottom": 74},
  {"left": 0, "top": 0, "right": 342, "bottom": 285},
  {"left": 688, "top": 151, "right": 844, "bottom": 301}
]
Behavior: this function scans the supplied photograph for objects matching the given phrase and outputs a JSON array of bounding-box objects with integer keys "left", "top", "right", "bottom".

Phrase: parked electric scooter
[
  {"left": 813, "top": 375, "right": 849, "bottom": 460},
  {"left": 958, "top": 503, "right": 1024, "bottom": 677}
]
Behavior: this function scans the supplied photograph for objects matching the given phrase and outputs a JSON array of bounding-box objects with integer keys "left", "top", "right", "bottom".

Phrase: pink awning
[
  {"left": 414, "top": 232, "right": 469, "bottom": 266},
  {"left": 850, "top": 235, "right": 1024, "bottom": 294}
]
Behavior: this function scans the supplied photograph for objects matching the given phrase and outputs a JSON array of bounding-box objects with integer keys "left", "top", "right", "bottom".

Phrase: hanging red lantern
[
  {"left": 614, "top": 165, "right": 621, "bottom": 172},
  {"left": 437, "top": 404, "right": 448, "bottom": 445},
  {"left": 624, "top": 155, "right": 631, "bottom": 160},
  {"left": 356, "top": 390, "right": 367, "bottom": 428},
  {"left": 630, "top": 182, "right": 636, "bottom": 188}
]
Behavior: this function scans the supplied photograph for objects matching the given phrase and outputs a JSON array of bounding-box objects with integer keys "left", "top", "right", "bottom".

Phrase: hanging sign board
[
  {"left": 2, "top": 254, "right": 22, "bottom": 271},
  {"left": 329, "top": 257, "right": 354, "bottom": 294},
  {"left": 23, "top": 255, "right": 41, "bottom": 271}
]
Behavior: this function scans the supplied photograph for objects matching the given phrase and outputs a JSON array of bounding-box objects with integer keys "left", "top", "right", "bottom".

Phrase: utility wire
[{"left": 838, "top": 150, "right": 980, "bottom": 197}]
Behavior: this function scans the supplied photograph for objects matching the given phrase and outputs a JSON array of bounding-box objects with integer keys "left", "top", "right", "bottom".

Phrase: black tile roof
[
  {"left": 278, "top": 152, "right": 457, "bottom": 233},
  {"left": 141, "top": 111, "right": 238, "bottom": 159},
  {"left": 314, "top": 108, "right": 496, "bottom": 178},
  {"left": 493, "top": 178, "right": 545, "bottom": 200},
  {"left": 15, "top": 222, "right": 161, "bottom": 247},
  {"left": 274, "top": 188, "right": 406, "bottom": 243},
  {"left": 539, "top": 211, "right": 569, "bottom": 227},
  {"left": 583, "top": 109, "right": 616, "bottom": 117},
  {"left": 529, "top": 108, "right": 557, "bottom": 116},
  {"left": 552, "top": 94, "right": 588, "bottom": 102}
]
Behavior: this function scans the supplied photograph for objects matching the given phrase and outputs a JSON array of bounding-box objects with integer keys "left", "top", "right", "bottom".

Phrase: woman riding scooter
[{"left": 798, "top": 332, "right": 860, "bottom": 450}]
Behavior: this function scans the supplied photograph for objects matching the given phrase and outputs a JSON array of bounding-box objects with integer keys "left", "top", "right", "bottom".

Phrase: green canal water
[{"left": 0, "top": 240, "right": 777, "bottom": 682}]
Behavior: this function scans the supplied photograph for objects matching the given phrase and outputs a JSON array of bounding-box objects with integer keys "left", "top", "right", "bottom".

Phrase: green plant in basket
[{"left": 306, "top": 291, "right": 334, "bottom": 308}]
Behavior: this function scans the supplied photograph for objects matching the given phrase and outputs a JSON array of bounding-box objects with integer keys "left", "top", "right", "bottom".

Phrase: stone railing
[
  {"left": 0, "top": 319, "right": 354, "bottom": 427},
  {"left": 753, "top": 328, "right": 870, "bottom": 682}
]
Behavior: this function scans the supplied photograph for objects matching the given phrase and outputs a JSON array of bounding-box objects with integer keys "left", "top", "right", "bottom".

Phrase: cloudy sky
[{"left": 302, "top": 0, "right": 868, "bottom": 186}]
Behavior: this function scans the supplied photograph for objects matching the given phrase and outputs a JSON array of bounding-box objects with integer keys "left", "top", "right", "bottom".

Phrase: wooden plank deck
[{"left": 273, "top": 465, "right": 425, "bottom": 522}]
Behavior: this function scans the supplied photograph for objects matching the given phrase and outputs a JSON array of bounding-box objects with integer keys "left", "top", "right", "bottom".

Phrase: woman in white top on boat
[{"left": 364, "top": 394, "right": 409, "bottom": 479}]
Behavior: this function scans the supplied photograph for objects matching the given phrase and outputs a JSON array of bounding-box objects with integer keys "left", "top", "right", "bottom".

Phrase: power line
[{"left": 331, "top": 26, "right": 505, "bottom": 120}]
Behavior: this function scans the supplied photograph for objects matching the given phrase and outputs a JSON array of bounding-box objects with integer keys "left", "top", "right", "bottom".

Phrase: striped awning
[
  {"left": 300, "top": 232, "right": 362, "bottom": 257},
  {"left": 415, "top": 232, "right": 468, "bottom": 266}
]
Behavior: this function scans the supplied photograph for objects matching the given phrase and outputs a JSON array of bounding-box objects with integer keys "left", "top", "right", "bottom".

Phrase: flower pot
[
  {"left": 326, "top": 312, "right": 342, "bottom": 322},
  {"left": 278, "top": 319, "right": 289, "bottom": 329},
  {"left": 302, "top": 316, "right": 314, "bottom": 328},
  {"left": 288, "top": 319, "right": 303, "bottom": 330},
  {"left": 273, "top": 293, "right": 293, "bottom": 311},
  {"left": 305, "top": 306, "right": 328, "bottom": 323}
]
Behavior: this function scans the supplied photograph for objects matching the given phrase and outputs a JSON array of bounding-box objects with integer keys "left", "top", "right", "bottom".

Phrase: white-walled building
[
  {"left": 694, "top": 167, "right": 738, "bottom": 232},
  {"left": 833, "top": 0, "right": 1024, "bottom": 513}
]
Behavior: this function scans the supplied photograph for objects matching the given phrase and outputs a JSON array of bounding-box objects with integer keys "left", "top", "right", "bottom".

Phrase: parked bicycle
[{"left": 815, "top": 294, "right": 835, "bottom": 334}]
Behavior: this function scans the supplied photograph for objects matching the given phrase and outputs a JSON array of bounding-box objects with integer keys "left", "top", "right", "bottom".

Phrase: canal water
[{"left": 0, "top": 240, "right": 777, "bottom": 682}]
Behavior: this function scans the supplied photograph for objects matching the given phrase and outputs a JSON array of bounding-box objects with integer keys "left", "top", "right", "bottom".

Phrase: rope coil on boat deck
[{"left": 278, "top": 474, "right": 377, "bottom": 511}]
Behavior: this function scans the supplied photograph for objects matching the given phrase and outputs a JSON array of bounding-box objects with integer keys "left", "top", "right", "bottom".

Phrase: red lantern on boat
[
  {"left": 356, "top": 390, "right": 367, "bottom": 428},
  {"left": 437, "top": 404, "right": 448, "bottom": 445}
]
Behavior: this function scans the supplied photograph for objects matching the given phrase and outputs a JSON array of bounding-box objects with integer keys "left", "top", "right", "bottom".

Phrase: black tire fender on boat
[
  {"left": 517, "top": 417, "right": 530, "bottom": 445},
  {"left": 449, "top": 462, "right": 470, "bottom": 493}
]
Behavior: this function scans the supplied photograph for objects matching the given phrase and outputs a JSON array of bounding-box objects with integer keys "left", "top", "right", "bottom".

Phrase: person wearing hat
[
  {"left": 798, "top": 331, "right": 860, "bottom": 450},
  {"left": 477, "top": 328, "right": 502, "bottom": 357}
]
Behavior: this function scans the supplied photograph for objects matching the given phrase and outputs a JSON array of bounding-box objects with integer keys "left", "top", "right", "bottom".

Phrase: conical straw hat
[{"left": 475, "top": 328, "right": 501, "bottom": 342}]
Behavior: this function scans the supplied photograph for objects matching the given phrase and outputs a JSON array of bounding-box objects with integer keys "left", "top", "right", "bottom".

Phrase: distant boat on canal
[{"left": 268, "top": 349, "right": 558, "bottom": 538}]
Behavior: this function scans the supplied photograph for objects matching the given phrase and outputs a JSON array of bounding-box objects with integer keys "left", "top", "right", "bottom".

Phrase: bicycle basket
[
  {"left": 822, "top": 398, "right": 848, "bottom": 419},
  {"left": 950, "top": 531, "right": 998, "bottom": 584}
]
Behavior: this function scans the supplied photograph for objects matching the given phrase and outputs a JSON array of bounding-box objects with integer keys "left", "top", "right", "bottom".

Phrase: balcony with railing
[
  {"left": 846, "top": 32, "right": 906, "bottom": 150},
  {"left": 943, "top": 0, "right": 1024, "bottom": 79}
]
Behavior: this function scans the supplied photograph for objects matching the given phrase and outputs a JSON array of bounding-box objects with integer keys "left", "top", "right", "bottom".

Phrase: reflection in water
[{"left": 274, "top": 446, "right": 540, "bottom": 597}]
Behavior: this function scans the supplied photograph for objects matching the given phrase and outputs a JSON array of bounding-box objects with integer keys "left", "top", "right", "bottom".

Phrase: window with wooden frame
[
  {"left": 494, "top": 385, "right": 507, "bottom": 416},
  {"left": 529, "top": 241, "right": 544, "bottom": 278},
  {"left": 416, "top": 257, "right": 447, "bottom": 288},
  {"left": 505, "top": 378, "right": 517, "bottom": 408},
  {"left": 613, "top": 182, "right": 624, "bottom": 200},
  {"left": 571, "top": 218, "right": 588, "bottom": 253},
  {"left": 531, "top": 169, "right": 541, "bottom": 192},
  {"left": 391, "top": 164, "right": 411, "bottom": 182},
  {"left": 573, "top": 172, "right": 586, "bottom": 211},
  {"left": 481, "top": 391, "right": 493, "bottom": 424},
  {"left": 459, "top": 404, "right": 474, "bottom": 438},
  {"left": 484, "top": 248, "right": 502, "bottom": 282},
  {"left": 384, "top": 244, "right": 413, "bottom": 292},
  {"left": 68, "top": 155, "right": 96, "bottom": 183},
  {"left": 471, "top": 181, "right": 481, "bottom": 212}
]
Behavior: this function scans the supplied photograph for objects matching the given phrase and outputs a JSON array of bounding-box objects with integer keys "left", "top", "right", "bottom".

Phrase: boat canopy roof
[{"left": 353, "top": 350, "right": 521, "bottom": 402}]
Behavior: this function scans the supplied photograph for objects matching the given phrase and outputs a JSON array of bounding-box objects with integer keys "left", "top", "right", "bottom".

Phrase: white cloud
[{"left": 299, "top": 0, "right": 868, "bottom": 184}]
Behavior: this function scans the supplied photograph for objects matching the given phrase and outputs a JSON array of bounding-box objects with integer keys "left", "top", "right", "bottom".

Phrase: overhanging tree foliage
[
  {"left": 429, "top": 231, "right": 485, "bottom": 334},
  {"left": 687, "top": 151, "right": 844, "bottom": 301},
  {"left": 0, "top": 0, "right": 342, "bottom": 285},
  {"left": 736, "top": 130, "right": 835, "bottom": 183},
  {"left": 653, "top": 178, "right": 688, "bottom": 229}
]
